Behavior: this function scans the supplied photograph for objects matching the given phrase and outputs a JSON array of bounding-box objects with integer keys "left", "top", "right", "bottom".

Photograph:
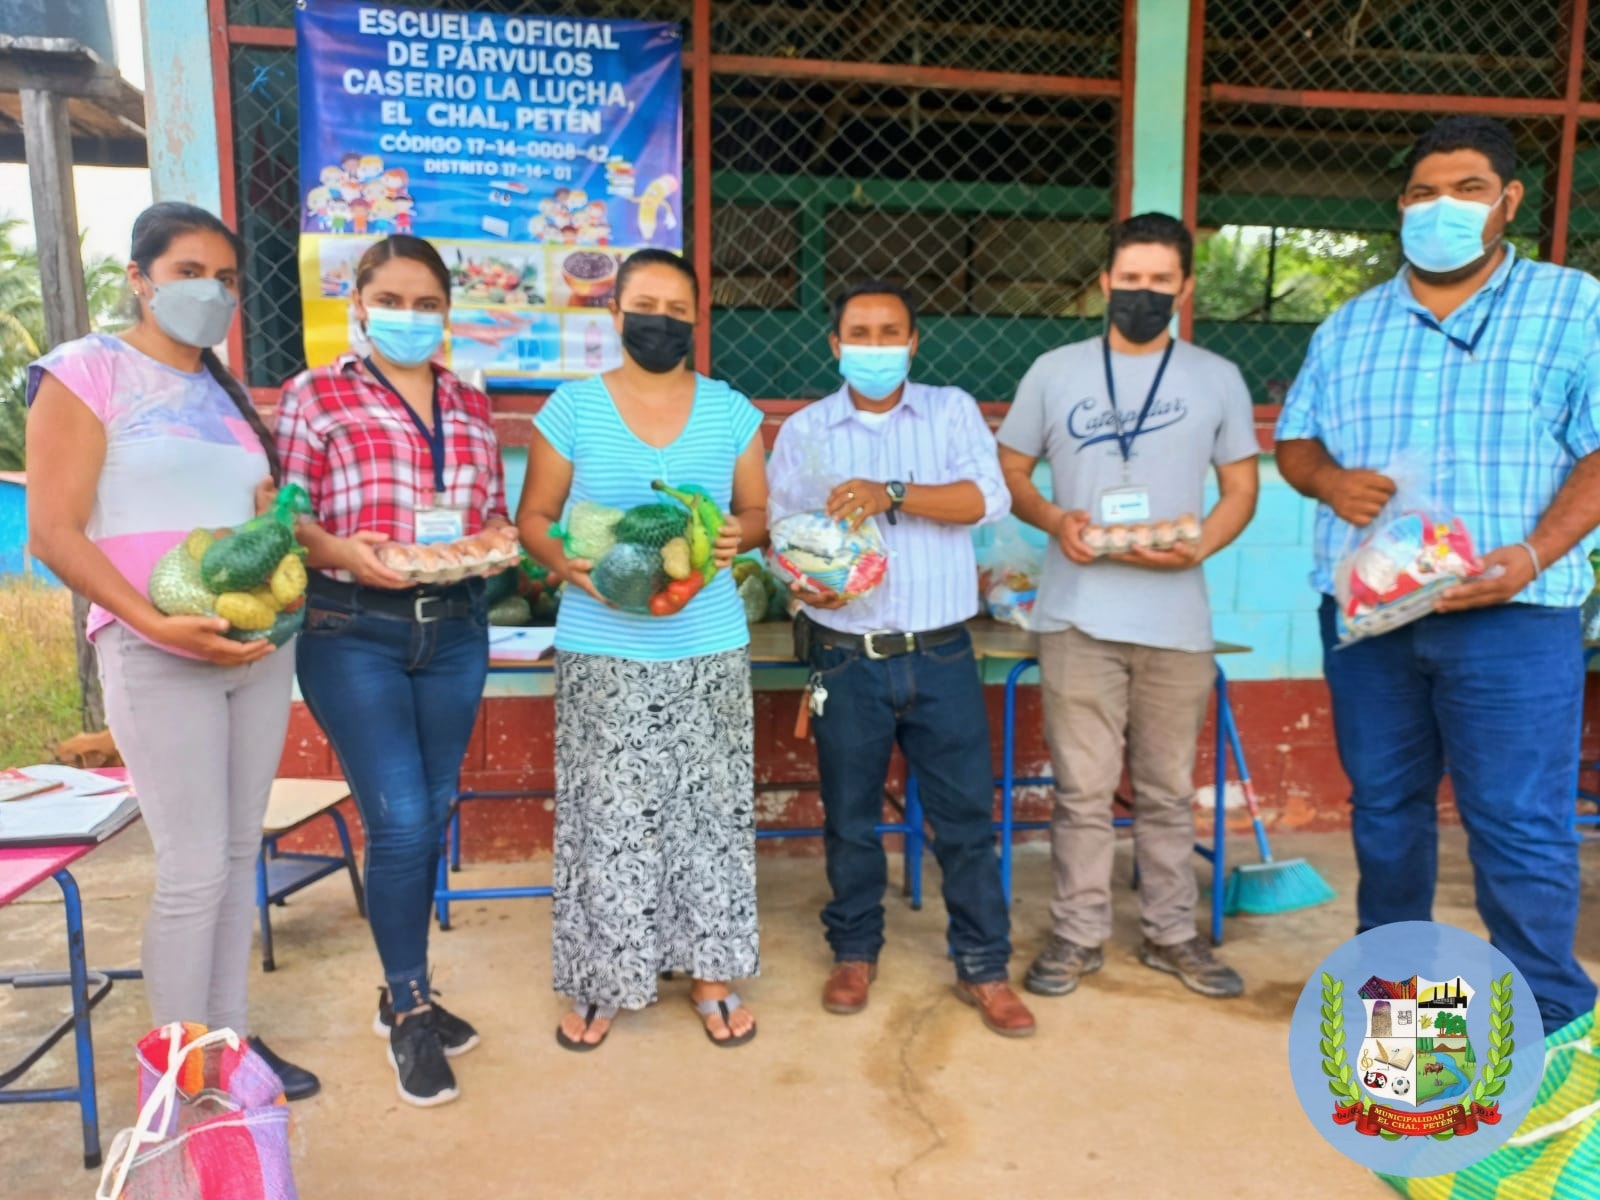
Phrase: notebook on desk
[{"left": 0, "top": 768, "right": 139, "bottom": 846}]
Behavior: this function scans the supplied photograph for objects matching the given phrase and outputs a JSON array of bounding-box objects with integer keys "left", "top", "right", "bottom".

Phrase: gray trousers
[
  {"left": 1036, "top": 627, "right": 1215, "bottom": 948},
  {"left": 98, "top": 623, "right": 294, "bottom": 1034}
]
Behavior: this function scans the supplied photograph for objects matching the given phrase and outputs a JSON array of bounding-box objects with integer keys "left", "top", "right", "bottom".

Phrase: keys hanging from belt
[{"left": 795, "top": 673, "right": 827, "bottom": 739}]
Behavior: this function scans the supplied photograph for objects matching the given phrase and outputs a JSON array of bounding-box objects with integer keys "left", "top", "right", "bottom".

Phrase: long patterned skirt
[{"left": 551, "top": 648, "right": 759, "bottom": 1009}]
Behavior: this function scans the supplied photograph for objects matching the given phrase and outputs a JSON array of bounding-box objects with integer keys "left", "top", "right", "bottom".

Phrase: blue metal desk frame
[
  {"left": 433, "top": 658, "right": 928, "bottom": 929},
  {"left": 433, "top": 637, "right": 1236, "bottom": 940},
  {"left": 256, "top": 802, "right": 366, "bottom": 972},
  {"left": 998, "top": 658, "right": 1237, "bottom": 946},
  {"left": 0, "top": 865, "right": 141, "bottom": 1170}
]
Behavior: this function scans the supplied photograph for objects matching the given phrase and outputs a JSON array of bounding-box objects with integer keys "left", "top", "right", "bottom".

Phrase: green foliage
[
  {"left": 1194, "top": 225, "right": 1399, "bottom": 324},
  {"left": 0, "top": 215, "right": 132, "bottom": 470}
]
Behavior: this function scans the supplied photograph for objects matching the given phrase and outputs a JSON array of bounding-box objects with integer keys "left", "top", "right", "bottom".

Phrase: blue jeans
[
  {"left": 296, "top": 591, "right": 488, "bottom": 1014},
  {"left": 809, "top": 629, "right": 1011, "bottom": 982},
  {"left": 1319, "top": 597, "right": 1595, "bottom": 1033}
]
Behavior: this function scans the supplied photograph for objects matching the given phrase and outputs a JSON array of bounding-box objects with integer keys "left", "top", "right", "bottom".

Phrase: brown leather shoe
[
  {"left": 822, "top": 961, "right": 877, "bottom": 1015},
  {"left": 953, "top": 980, "right": 1037, "bottom": 1038}
]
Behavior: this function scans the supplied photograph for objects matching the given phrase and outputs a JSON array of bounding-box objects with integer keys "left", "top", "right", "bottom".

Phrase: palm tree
[{"left": 0, "top": 216, "right": 130, "bottom": 469}]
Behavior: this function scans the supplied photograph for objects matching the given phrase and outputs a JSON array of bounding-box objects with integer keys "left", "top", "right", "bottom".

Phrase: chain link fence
[
  {"left": 222, "top": 0, "right": 1120, "bottom": 395},
  {"left": 221, "top": 0, "right": 1591, "bottom": 402},
  {"left": 1194, "top": 1, "right": 1581, "bottom": 405}
]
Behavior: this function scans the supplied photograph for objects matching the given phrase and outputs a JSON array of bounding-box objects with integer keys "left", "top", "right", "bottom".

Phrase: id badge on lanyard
[
  {"left": 414, "top": 492, "right": 467, "bottom": 544},
  {"left": 1097, "top": 337, "right": 1173, "bottom": 527},
  {"left": 1098, "top": 485, "right": 1152, "bottom": 525}
]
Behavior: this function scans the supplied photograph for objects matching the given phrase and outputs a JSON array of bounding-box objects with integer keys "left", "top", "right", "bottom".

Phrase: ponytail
[{"left": 202, "top": 348, "right": 282, "bottom": 485}]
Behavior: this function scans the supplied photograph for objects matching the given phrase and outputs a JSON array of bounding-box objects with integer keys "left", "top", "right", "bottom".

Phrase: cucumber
[{"left": 201, "top": 516, "right": 295, "bottom": 592}]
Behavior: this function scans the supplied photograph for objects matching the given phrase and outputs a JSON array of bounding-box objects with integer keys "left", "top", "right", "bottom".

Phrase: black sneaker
[
  {"left": 1139, "top": 937, "right": 1245, "bottom": 999},
  {"left": 387, "top": 1015, "right": 459, "bottom": 1108},
  {"left": 247, "top": 1036, "right": 320, "bottom": 1102},
  {"left": 1024, "top": 936, "right": 1104, "bottom": 997},
  {"left": 374, "top": 988, "right": 480, "bottom": 1057}
]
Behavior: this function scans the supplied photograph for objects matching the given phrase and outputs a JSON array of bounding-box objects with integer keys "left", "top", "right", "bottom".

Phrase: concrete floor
[{"left": 5, "top": 828, "right": 1600, "bottom": 1200}]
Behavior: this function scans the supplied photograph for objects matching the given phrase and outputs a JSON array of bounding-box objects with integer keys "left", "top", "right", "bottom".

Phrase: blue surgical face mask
[
  {"left": 838, "top": 344, "right": 911, "bottom": 402},
  {"left": 364, "top": 308, "right": 446, "bottom": 367},
  {"left": 1401, "top": 193, "right": 1504, "bottom": 275}
]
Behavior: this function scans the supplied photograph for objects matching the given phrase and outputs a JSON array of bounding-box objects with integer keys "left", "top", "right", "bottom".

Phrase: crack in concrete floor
[{"left": 889, "top": 990, "right": 950, "bottom": 1197}]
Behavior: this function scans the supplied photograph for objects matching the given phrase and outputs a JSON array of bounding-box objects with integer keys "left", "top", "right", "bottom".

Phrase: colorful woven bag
[
  {"left": 1380, "top": 1006, "right": 1600, "bottom": 1200},
  {"left": 95, "top": 1023, "right": 298, "bottom": 1200}
]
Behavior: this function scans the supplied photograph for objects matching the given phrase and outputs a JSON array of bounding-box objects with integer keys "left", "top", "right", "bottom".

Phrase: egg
[{"left": 1106, "top": 525, "right": 1133, "bottom": 553}]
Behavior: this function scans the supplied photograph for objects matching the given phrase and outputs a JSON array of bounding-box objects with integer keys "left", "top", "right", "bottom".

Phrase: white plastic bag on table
[
  {"left": 981, "top": 521, "right": 1043, "bottom": 630},
  {"left": 766, "top": 436, "right": 889, "bottom": 601},
  {"left": 1332, "top": 453, "right": 1482, "bottom": 644}
]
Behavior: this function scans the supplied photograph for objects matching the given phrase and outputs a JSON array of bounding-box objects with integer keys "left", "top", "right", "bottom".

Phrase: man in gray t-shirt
[{"left": 997, "top": 213, "right": 1259, "bottom": 1004}]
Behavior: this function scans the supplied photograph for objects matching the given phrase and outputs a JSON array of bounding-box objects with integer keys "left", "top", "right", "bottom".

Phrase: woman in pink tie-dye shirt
[{"left": 25, "top": 202, "right": 318, "bottom": 1100}]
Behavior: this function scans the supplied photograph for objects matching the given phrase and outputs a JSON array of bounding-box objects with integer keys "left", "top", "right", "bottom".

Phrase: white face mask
[{"left": 145, "top": 277, "right": 239, "bottom": 348}]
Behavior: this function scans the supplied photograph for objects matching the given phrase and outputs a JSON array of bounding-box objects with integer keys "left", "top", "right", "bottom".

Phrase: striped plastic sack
[
  {"left": 96, "top": 1023, "right": 298, "bottom": 1200},
  {"left": 1380, "top": 1006, "right": 1600, "bottom": 1200}
]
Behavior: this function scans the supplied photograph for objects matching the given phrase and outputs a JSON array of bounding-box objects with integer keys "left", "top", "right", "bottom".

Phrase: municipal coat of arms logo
[{"left": 1318, "top": 969, "right": 1515, "bottom": 1140}]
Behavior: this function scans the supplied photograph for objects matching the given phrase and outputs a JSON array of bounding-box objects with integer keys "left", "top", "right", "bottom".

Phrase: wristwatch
[{"left": 885, "top": 480, "right": 907, "bottom": 526}]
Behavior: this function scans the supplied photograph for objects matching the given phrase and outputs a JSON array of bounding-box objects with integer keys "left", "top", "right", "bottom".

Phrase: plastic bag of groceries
[
  {"left": 980, "top": 521, "right": 1043, "bottom": 630},
  {"left": 1333, "top": 455, "right": 1482, "bottom": 644},
  {"left": 766, "top": 438, "right": 889, "bottom": 603},
  {"left": 769, "top": 512, "right": 889, "bottom": 601}
]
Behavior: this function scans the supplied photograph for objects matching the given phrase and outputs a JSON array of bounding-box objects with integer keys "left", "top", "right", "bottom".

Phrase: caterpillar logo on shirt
[{"left": 1067, "top": 395, "right": 1190, "bottom": 452}]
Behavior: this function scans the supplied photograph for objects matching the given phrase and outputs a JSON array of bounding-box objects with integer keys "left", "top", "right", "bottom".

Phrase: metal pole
[{"left": 20, "top": 85, "right": 104, "bottom": 733}]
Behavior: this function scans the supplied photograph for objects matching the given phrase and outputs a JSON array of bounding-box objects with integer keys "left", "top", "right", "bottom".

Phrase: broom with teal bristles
[{"left": 1220, "top": 703, "right": 1337, "bottom": 915}]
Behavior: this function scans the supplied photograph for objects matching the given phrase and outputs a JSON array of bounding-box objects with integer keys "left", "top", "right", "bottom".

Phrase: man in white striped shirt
[{"left": 767, "top": 280, "right": 1036, "bottom": 1038}]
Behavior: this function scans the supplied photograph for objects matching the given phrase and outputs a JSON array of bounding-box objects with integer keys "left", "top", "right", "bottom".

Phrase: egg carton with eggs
[
  {"left": 374, "top": 529, "right": 522, "bottom": 585},
  {"left": 1082, "top": 513, "right": 1202, "bottom": 558}
]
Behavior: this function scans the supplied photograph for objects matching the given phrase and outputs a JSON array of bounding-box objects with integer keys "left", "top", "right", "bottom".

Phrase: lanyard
[
  {"left": 1408, "top": 260, "right": 1514, "bottom": 357},
  {"left": 364, "top": 357, "right": 446, "bottom": 493},
  {"left": 1100, "top": 336, "right": 1175, "bottom": 464}
]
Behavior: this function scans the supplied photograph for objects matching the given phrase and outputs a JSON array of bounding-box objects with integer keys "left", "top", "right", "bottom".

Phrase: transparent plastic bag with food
[
  {"left": 1332, "top": 454, "right": 1483, "bottom": 644},
  {"left": 980, "top": 521, "right": 1043, "bottom": 630}
]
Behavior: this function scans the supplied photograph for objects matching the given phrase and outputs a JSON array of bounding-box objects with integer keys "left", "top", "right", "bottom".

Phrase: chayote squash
[{"left": 215, "top": 591, "right": 277, "bottom": 631}]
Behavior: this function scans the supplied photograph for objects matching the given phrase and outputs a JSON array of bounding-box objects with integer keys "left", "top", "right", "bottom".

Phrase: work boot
[
  {"left": 822, "top": 961, "right": 877, "bottom": 1014},
  {"left": 1024, "top": 935, "right": 1104, "bottom": 997},
  {"left": 952, "top": 980, "right": 1037, "bottom": 1039},
  {"left": 247, "top": 1036, "right": 320, "bottom": 1102},
  {"left": 1139, "top": 937, "right": 1245, "bottom": 999}
]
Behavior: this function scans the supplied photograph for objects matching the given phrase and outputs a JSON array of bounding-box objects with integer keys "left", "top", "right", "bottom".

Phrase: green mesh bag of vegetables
[
  {"left": 612, "top": 502, "right": 688, "bottom": 550},
  {"left": 150, "top": 484, "right": 312, "bottom": 648}
]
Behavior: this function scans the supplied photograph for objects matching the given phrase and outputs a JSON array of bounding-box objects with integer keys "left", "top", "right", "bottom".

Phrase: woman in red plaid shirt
[{"left": 275, "top": 235, "right": 512, "bottom": 1108}]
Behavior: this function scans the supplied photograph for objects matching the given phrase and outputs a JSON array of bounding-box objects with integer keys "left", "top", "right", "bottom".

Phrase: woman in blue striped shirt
[{"left": 517, "top": 249, "right": 769, "bottom": 1051}]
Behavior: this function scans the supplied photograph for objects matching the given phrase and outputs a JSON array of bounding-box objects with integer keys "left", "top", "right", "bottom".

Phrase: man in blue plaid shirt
[{"left": 1278, "top": 116, "right": 1600, "bottom": 1036}]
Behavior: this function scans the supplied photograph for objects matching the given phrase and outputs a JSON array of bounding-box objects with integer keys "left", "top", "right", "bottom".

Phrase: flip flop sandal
[
  {"left": 694, "top": 992, "right": 758, "bottom": 1049},
  {"left": 555, "top": 1002, "right": 617, "bottom": 1052}
]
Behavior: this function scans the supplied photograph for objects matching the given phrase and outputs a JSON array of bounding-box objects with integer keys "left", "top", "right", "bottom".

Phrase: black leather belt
[
  {"left": 307, "top": 573, "right": 480, "bottom": 624},
  {"left": 808, "top": 617, "right": 967, "bottom": 661}
]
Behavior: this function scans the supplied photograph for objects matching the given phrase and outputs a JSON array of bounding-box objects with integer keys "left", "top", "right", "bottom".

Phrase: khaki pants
[{"left": 1036, "top": 626, "right": 1215, "bottom": 948}]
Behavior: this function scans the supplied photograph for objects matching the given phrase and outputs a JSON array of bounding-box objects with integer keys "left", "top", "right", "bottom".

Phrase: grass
[{"left": 0, "top": 579, "right": 80, "bottom": 767}]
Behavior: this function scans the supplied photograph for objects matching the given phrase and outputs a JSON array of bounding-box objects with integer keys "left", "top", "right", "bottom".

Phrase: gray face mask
[{"left": 146, "top": 277, "right": 239, "bottom": 348}]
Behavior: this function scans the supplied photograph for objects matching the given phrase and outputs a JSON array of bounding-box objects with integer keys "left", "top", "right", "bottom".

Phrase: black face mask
[
  {"left": 1107, "top": 288, "right": 1176, "bottom": 345},
  {"left": 621, "top": 312, "right": 694, "bottom": 373}
]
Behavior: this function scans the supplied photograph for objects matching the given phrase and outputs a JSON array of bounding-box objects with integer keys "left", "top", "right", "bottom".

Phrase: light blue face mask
[
  {"left": 1401, "top": 193, "right": 1504, "bottom": 275},
  {"left": 838, "top": 344, "right": 911, "bottom": 402},
  {"left": 364, "top": 308, "right": 446, "bottom": 367}
]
